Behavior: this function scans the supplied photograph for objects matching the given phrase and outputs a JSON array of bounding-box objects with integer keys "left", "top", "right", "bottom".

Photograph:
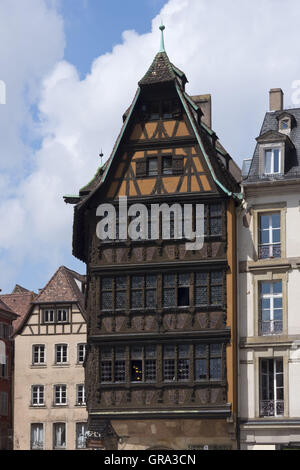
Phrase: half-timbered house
[{"left": 66, "top": 27, "right": 242, "bottom": 450}]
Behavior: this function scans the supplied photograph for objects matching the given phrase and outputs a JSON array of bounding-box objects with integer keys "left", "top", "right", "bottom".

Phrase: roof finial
[
  {"left": 159, "top": 22, "right": 166, "bottom": 53},
  {"left": 99, "top": 149, "right": 104, "bottom": 166}
]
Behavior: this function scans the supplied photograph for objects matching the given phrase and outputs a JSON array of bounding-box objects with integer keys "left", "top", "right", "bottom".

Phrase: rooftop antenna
[{"left": 159, "top": 22, "right": 166, "bottom": 53}]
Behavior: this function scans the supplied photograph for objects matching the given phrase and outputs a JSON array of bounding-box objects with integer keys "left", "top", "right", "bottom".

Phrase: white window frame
[
  {"left": 76, "top": 423, "right": 87, "bottom": 449},
  {"left": 32, "top": 345, "right": 46, "bottom": 365},
  {"left": 43, "top": 309, "right": 55, "bottom": 324},
  {"left": 32, "top": 385, "right": 45, "bottom": 407},
  {"left": 57, "top": 308, "right": 69, "bottom": 324},
  {"left": 258, "top": 212, "right": 281, "bottom": 259},
  {"left": 54, "top": 385, "right": 67, "bottom": 406},
  {"left": 53, "top": 423, "right": 66, "bottom": 449},
  {"left": 77, "top": 344, "right": 86, "bottom": 364},
  {"left": 55, "top": 344, "right": 68, "bottom": 365},
  {"left": 260, "top": 358, "right": 284, "bottom": 417},
  {"left": 264, "top": 147, "right": 281, "bottom": 175},
  {"left": 76, "top": 384, "right": 86, "bottom": 406},
  {"left": 259, "top": 281, "right": 283, "bottom": 336},
  {"left": 31, "top": 423, "right": 44, "bottom": 450}
]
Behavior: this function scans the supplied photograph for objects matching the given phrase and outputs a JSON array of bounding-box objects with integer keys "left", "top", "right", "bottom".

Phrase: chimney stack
[
  {"left": 190, "top": 94, "right": 212, "bottom": 128},
  {"left": 269, "top": 88, "right": 284, "bottom": 112}
]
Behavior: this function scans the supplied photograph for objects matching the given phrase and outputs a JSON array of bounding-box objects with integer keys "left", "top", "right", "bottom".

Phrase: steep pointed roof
[
  {"left": 139, "top": 25, "right": 187, "bottom": 88},
  {"left": 13, "top": 266, "right": 87, "bottom": 336},
  {"left": 12, "top": 284, "right": 30, "bottom": 294},
  {"left": 33, "top": 266, "right": 85, "bottom": 307},
  {"left": 139, "top": 51, "right": 178, "bottom": 86}
]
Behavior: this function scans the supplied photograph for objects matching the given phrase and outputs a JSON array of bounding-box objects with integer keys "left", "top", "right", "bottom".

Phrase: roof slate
[{"left": 246, "top": 107, "right": 300, "bottom": 183}]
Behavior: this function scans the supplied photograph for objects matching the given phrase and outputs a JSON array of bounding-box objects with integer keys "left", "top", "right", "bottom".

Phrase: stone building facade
[
  {"left": 239, "top": 88, "right": 300, "bottom": 450},
  {"left": 13, "top": 266, "right": 88, "bottom": 450}
]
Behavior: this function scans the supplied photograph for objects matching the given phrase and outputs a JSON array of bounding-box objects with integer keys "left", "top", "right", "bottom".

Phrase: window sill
[
  {"left": 30, "top": 364, "right": 47, "bottom": 369},
  {"left": 53, "top": 364, "right": 70, "bottom": 368}
]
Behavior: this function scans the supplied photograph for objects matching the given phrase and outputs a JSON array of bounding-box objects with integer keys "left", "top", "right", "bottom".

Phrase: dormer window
[
  {"left": 277, "top": 112, "right": 294, "bottom": 135},
  {"left": 280, "top": 119, "right": 289, "bottom": 130},
  {"left": 264, "top": 148, "right": 281, "bottom": 174}
]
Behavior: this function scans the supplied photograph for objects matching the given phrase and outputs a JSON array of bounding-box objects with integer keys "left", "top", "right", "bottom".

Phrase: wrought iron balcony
[
  {"left": 260, "top": 399, "right": 284, "bottom": 417},
  {"left": 258, "top": 244, "right": 281, "bottom": 260},
  {"left": 259, "top": 321, "right": 283, "bottom": 336}
]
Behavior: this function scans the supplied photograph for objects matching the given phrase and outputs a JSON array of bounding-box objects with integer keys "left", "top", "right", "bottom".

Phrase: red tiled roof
[
  {"left": 0, "top": 291, "right": 35, "bottom": 331},
  {"left": 33, "top": 266, "right": 85, "bottom": 307}
]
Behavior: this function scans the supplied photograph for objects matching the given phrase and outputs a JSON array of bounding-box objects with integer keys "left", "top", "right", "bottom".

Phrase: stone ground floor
[
  {"left": 88, "top": 416, "right": 237, "bottom": 450},
  {"left": 240, "top": 420, "right": 300, "bottom": 450}
]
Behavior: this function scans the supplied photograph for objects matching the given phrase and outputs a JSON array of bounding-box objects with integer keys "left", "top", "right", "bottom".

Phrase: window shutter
[
  {"left": 172, "top": 155, "right": 184, "bottom": 175},
  {"left": 136, "top": 160, "right": 147, "bottom": 178}
]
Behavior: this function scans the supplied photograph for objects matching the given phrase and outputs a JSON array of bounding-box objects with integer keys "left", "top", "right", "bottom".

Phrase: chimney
[
  {"left": 269, "top": 88, "right": 284, "bottom": 112},
  {"left": 190, "top": 94, "right": 212, "bottom": 128}
]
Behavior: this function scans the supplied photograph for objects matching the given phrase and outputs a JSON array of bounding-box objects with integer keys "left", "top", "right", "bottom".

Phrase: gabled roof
[
  {"left": 256, "top": 129, "right": 293, "bottom": 145},
  {"left": 66, "top": 29, "right": 242, "bottom": 262},
  {"left": 13, "top": 266, "right": 86, "bottom": 336},
  {"left": 33, "top": 265, "right": 85, "bottom": 307}
]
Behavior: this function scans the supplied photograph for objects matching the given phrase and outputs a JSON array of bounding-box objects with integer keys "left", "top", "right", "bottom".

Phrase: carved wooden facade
[{"left": 68, "top": 39, "right": 241, "bottom": 449}]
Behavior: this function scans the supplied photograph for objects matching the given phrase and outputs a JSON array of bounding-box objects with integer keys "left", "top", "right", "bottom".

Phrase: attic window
[
  {"left": 280, "top": 119, "right": 289, "bottom": 130},
  {"left": 264, "top": 148, "right": 281, "bottom": 175}
]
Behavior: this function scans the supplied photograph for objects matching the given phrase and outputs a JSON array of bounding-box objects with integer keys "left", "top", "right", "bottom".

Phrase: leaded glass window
[
  {"left": 101, "top": 277, "right": 113, "bottom": 311},
  {"left": 145, "top": 346, "right": 157, "bottom": 382},
  {"left": 130, "top": 275, "right": 157, "bottom": 310},
  {"left": 205, "top": 203, "right": 223, "bottom": 237},
  {"left": 163, "top": 273, "right": 191, "bottom": 308},
  {"left": 195, "top": 271, "right": 224, "bottom": 307},
  {"left": 101, "top": 276, "right": 127, "bottom": 311},
  {"left": 195, "top": 344, "right": 223, "bottom": 381}
]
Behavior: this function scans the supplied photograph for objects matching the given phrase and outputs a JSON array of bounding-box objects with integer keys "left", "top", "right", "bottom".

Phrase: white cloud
[{"left": 2, "top": 0, "right": 300, "bottom": 292}]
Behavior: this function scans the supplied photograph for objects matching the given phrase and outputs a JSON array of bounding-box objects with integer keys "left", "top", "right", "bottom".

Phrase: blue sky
[
  {"left": 59, "top": 0, "right": 167, "bottom": 78},
  {"left": 1, "top": 0, "right": 300, "bottom": 295}
]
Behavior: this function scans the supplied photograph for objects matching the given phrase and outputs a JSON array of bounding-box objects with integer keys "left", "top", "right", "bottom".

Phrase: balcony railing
[
  {"left": 260, "top": 399, "right": 284, "bottom": 417},
  {"left": 259, "top": 321, "right": 283, "bottom": 336},
  {"left": 258, "top": 244, "right": 281, "bottom": 259}
]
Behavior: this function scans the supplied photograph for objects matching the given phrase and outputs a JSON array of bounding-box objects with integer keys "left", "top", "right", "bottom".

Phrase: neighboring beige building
[
  {"left": 13, "top": 266, "right": 88, "bottom": 450},
  {"left": 239, "top": 89, "right": 300, "bottom": 450}
]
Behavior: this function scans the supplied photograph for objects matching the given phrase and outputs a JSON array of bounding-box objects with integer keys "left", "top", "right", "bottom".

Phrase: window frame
[
  {"left": 32, "top": 344, "right": 46, "bottom": 366},
  {"left": 55, "top": 344, "right": 68, "bottom": 365},
  {"left": 259, "top": 280, "right": 283, "bottom": 336},
  {"left": 54, "top": 384, "right": 67, "bottom": 406},
  {"left": 77, "top": 343, "right": 87, "bottom": 364},
  {"left": 31, "top": 423, "right": 44, "bottom": 450},
  {"left": 76, "top": 423, "right": 87, "bottom": 450},
  {"left": 99, "top": 343, "right": 225, "bottom": 385},
  {"left": 259, "top": 358, "right": 284, "bottom": 418},
  {"left": 258, "top": 212, "right": 281, "bottom": 259},
  {"left": 31, "top": 385, "right": 45, "bottom": 407},
  {"left": 53, "top": 422, "right": 66, "bottom": 450},
  {"left": 264, "top": 147, "right": 281, "bottom": 175},
  {"left": 76, "top": 384, "right": 86, "bottom": 406}
]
